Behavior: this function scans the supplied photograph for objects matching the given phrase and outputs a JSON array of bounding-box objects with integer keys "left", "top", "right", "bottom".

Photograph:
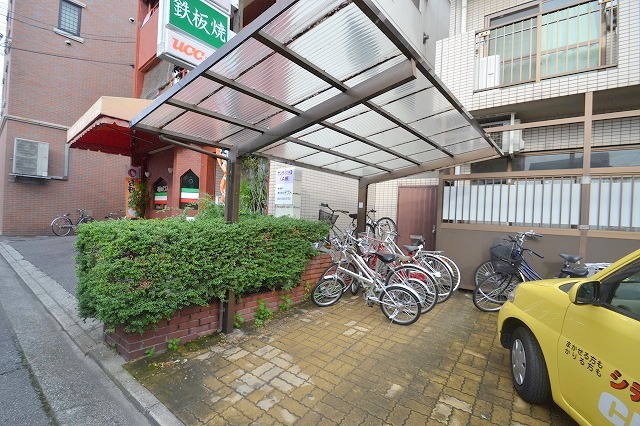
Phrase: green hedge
[{"left": 76, "top": 216, "right": 328, "bottom": 333}]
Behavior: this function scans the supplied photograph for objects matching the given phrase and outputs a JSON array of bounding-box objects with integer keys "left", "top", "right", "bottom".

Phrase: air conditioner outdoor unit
[
  {"left": 475, "top": 55, "right": 501, "bottom": 90},
  {"left": 12, "top": 138, "right": 49, "bottom": 177}
]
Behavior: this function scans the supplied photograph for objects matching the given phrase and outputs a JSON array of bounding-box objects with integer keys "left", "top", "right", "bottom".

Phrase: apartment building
[
  {"left": 428, "top": 0, "right": 640, "bottom": 283},
  {"left": 0, "top": 0, "right": 137, "bottom": 235}
]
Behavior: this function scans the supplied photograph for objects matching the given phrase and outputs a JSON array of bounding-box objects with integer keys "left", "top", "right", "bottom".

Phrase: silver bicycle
[
  {"left": 312, "top": 234, "right": 437, "bottom": 325},
  {"left": 51, "top": 209, "right": 94, "bottom": 236}
]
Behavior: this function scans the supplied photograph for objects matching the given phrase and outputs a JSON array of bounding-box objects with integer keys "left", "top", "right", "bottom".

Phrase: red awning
[{"left": 67, "top": 96, "right": 163, "bottom": 156}]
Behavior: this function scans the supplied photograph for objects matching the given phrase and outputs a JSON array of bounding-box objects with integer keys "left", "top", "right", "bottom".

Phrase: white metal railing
[{"left": 443, "top": 173, "right": 640, "bottom": 231}]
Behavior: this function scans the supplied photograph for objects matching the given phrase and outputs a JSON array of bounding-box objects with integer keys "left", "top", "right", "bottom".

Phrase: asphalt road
[{"left": 3, "top": 235, "right": 78, "bottom": 295}]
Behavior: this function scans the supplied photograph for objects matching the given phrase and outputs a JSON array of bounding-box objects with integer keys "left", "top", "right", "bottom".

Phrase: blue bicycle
[{"left": 472, "top": 231, "right": 609, "bottom": 312}]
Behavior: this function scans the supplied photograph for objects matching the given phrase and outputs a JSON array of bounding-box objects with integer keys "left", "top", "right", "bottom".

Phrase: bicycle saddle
[
  {"left": 559, "top": 253, "right": 582, "bottom": 263},
  {"left": 349, "top": 213, "right": 358, "bottom": 219},
  {"left": 404, "top": 245, "right": 420, "bottom": 253},
  {"left": 375, "top": 252, "right": 411, "bottom": 264},
  {"left": 561, "top": 266, "right": 589, "bottom": 277}
]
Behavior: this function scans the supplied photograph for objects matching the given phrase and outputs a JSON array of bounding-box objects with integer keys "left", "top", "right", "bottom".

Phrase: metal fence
[{"left": 443, "top": 172, "right": 640, "bottom": 231}]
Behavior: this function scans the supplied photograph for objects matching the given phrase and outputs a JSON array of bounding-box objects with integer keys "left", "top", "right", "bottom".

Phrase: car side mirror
[{"left": 568, "top": 280, "right": 600, "bottom": 304}]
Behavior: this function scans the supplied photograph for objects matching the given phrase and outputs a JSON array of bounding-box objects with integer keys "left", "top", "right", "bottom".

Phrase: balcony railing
[
  {"left": 474, "top": 0, "right": 618, "bottom": 91},
  {"left": 443, "top": 171, "right": 640, "bottom": 232}
]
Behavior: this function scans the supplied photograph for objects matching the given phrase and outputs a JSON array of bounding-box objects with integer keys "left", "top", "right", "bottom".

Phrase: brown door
[{"left": 397, "top": 186, "right": 438, "bottom": 250}]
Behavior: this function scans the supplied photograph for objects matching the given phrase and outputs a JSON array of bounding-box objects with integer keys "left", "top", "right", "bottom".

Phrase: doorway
[{"left": 397, "top": 186, "right": 438, "bottom": 250}]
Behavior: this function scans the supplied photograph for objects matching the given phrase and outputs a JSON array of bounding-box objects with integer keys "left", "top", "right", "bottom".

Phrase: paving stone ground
[{"left": 126, "top": 291, "right": 576, "bottom": 425}]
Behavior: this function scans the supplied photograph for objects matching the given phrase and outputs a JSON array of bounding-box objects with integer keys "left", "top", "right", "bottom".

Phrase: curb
[{"left": 0, "top": 242, "right": 184, "bottom": 426}]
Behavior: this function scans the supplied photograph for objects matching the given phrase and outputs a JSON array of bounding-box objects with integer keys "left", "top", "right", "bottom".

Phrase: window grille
[
  {"left": 475, "top": 0, "right": 618, "bottom": 90},
  {"left": 59, "top": 0, "right": 82, "bottom": 36}
]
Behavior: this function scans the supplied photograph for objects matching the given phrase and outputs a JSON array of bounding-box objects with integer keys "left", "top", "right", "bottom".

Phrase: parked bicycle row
[
  {"left": 472, "top": 230, "right": 611, "bottom": 312},
  {"left": 51, "top": 208, "right": 126, "bottom": 236},
  {"left": 312, "top": 203, "right": 461, "bottom": 325}
]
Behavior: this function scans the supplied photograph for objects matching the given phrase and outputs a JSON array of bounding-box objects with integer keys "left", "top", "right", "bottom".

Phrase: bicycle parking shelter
[
  {"left": 128, "top": 0, "right": 503, "bottom": 331},
  {"left": 130, "top": 0, "right": 501, "bottom": 217}
]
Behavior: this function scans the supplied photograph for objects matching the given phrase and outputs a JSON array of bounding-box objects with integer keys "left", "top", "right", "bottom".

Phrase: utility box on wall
[
  {"left": 12, "top": 138, "right": 49, "bottom": 177},
  {"left": 274, "top": 167, "right": 301, "bottom": 218}
]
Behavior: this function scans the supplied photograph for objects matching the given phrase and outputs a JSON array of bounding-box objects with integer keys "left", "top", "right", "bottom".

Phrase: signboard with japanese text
[
  {"left": 275, "top": 168, "right": 294, "bottom": 205},
  {"left": 158, "top": 0, "right": 230, "bottom": 68},
  {"left": 163, "top": 28, "right": 216, "bottom": 67}
]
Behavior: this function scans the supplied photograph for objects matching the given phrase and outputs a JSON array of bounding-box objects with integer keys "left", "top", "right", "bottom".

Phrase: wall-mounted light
[
  {"left": 144, "top": 171, "right": 151, "bottom": 178},
  {"left": 128, "top": 17, "right": 135, "bottom": 23},
  {"left": 65, "top": 40, "right": 72, "bottom": 46},
  {"left": 167, "top": 167, "right": 173, "bottom": 174}
]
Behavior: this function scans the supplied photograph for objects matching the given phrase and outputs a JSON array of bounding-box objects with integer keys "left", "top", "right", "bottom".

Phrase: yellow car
[{"left": 497, "top": 248, "right": 640, "bottom": 425}]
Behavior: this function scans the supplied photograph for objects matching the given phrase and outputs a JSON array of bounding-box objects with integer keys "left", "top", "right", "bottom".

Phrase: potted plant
[{"left": 128, "top": 181, "right": 148, "bottom": 218}]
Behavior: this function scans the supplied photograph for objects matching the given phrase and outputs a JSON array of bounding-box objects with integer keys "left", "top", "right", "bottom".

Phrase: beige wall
[{"left": 439, "top": 227, "right": 640, "bottom": 290}]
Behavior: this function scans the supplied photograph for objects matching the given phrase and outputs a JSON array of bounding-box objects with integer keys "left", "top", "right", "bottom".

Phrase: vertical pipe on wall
[
  {"left": 580, "top": 92, "right": 593, "bottom": 258},
  {"left": 461, "top": 0, "right": 467, "bottom": 34}
]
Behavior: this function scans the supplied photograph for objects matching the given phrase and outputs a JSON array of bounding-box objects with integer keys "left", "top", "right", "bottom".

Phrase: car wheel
[{"left": 510, "top": 327, "right": 551, "bottom": 404}]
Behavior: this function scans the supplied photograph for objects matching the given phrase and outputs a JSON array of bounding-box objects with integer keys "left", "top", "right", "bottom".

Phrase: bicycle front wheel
[
  {"left": 414, "top": 254, "right": 453, "bottom": 303},
  {"left": 311, "top": 276, "right": 344, "bottom": 307},
  {"left": 385, "top": 265, "right": 438, "bottom": 313},
  {"left": 51, "top": 217, "right": 72, "bottom": 236},
  {"left": 474, "top": 261, "right": 495, "bottom": 287},
  {"left": 472, "top": 273, "right": 522, "bottom": 312},
  {"left": 379, "top": 285, "right": 421, "bottom": 325},
  {"left": 319, "top": 261, "right": 360, "bottom": 295}
]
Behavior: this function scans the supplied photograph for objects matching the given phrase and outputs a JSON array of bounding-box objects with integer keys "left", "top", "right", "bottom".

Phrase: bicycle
[
  {"left": 312, "top": 233, "right": 438, "bottom": 324},
  {"left": 104, "top": 209, "right": 125, "bottom": 220},
  {"left": 318, "top": 203, "right": 350, "bottom": 243},
  {"left": 403, "top": 234, "right": 461, "bottom": 292},
  {"left": 51, "top": 209, "right": 94, "bottom": 236},
  {"left": 363, "top": 230, "right": 455, "bottom": 304},
  {"left": 346, "top": 209, "right": 397, "bottom": 241},
  {"left": 473, "top": 231, "right": 610, "bottom": 312}
]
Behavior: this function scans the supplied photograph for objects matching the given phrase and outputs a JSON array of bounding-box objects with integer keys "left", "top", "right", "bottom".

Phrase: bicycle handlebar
[{"left": 522, "top": 248, "right": 544, "bottom": 259}]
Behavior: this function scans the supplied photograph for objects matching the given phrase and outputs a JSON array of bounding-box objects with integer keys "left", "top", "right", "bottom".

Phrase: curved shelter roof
[{"left": 131, "top": 0, "right": 502, "bottom": 185}]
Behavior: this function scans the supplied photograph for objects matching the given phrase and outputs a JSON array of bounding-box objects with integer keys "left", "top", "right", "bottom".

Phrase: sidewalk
[
  {"left": 0, "top": 239, "right": 181, "bottom": 426},
  {"left": 126, "top": 293, "right": 576, "bottom": 425},
  {"left": 0, "top": 236, "right": 577, "bottom": 425}
]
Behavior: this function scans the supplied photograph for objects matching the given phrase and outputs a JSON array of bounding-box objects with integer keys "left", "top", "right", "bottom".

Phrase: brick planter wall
[{"left": 105, "top": 253, "right": 332, "bottom": 360}]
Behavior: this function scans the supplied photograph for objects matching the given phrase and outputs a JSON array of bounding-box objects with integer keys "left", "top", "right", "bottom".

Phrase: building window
[
  {"left": 476, "top": 0, "right": 618, "bottom": 90},
  {"left": 59, "top": 0, "right": 82, "bottom": 36},
  {"left": 512, "top": 152, "right": 584, "bottom": 171}
]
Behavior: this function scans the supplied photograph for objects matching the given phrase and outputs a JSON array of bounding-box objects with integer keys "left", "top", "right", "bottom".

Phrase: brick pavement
[{"left": 126, "top": 291, "right": 576, "bottom": 425}]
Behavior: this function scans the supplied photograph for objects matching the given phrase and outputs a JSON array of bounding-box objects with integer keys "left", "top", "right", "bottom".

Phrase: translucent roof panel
[{"left": 131, "top": 0, "right": 501, "bottom": 183}]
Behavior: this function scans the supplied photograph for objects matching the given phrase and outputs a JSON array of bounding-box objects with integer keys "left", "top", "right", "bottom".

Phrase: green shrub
[
  {"left": 76, "top": 215, "right": 328, "bottom": 333},
  {"left": 254, "top": 299, "right": 274, "bottom": 328}
]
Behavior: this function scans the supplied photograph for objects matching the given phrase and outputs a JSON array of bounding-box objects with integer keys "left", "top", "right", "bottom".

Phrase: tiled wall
[
  {"left": 369, "top": 173, "right": 439, "bottom": 223},
  {"left": 268, "top": 162, "right": 359, "bottom": 232},
  {"left": 438, "top": 1, "right": 640, "bottom": 112},
  {"left": 268, "top": 161, "right": 439, "bottom": 226}
]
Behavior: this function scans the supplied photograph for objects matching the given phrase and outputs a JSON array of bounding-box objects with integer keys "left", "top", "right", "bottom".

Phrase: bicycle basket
[
  {"left": 318, "top": 210, "right": 338, "bottom": 225},
  {"left": 490, "top": 243, "right": 520, "bottom": 274}
]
